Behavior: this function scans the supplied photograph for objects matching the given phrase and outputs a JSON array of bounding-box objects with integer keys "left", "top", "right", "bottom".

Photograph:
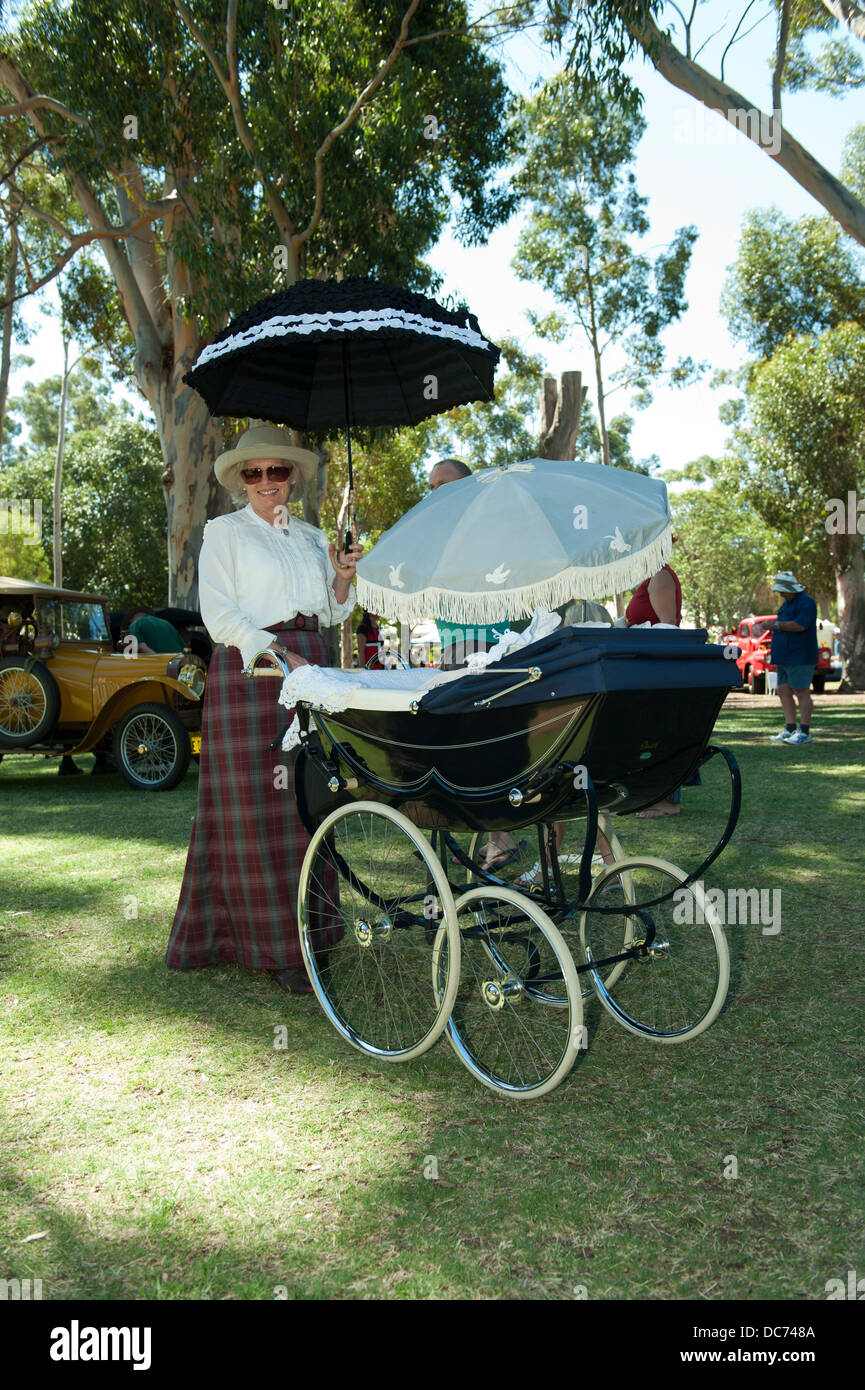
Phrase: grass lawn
[{"left": 1, "top": 696, "right": 863, "bottom": 1301}]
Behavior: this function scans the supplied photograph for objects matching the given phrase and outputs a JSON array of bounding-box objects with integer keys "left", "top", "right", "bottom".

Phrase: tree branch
[
  {"left": 0, "top": 55, "right": 164, "bottom": 376},
  {"left": 0, "top": 196, "right": 180, "bottom": 306},
  {"left": 0, "top": 133, "right": 65, "bottom": 184},
  {"left": 820, "top": 0, "right": 865, "bottom": 41},
  {"left": 667, "top": 3, "right": 691, "bottom": 56},
  {"left": 625, "top": 10, "right": 865, "bottom": 248},
  {"left": 293, "top": 0, "right": 421, "bottom": 252},
  {"left": 0, "top": 94, "right": 90, "bottom": 125},
  {"left": 772, "top": 0, "right": 792, "bottom": 118},
  {"left": 171, "top": 0, "right": 295, "bottom": 250},
  {"left": 114, "top": 159, "right": 173, "bottom": 346},
  {"left": 719, "top": 0, "right": 762, "bottom": 82}
]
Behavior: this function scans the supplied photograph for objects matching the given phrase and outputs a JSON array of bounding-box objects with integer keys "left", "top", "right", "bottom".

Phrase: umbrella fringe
[{"left": 356, "top": 527, "right": 673, "bottom": 625}]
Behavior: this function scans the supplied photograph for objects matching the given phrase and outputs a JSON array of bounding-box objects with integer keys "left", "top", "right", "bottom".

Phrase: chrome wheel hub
[
  {"left": 481, "top": 974, "right": 524, "bottom": 1010},
  {"left": 354, "top": 916, "right": 392, "bottom": 948}
]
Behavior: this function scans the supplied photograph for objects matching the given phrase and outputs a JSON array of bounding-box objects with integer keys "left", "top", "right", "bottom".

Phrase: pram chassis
[{"left": 246, "top": 641, "right": 741, "bottom": 1099}]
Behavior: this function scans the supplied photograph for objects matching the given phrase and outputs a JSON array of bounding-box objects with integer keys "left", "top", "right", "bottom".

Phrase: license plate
[{"left": 190, "top": 732, "right": 202, "bottom": 754}]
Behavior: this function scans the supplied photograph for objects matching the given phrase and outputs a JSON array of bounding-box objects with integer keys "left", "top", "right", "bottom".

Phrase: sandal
[{"left": 477, "top": 846, "right": 521, "bottom": 873}]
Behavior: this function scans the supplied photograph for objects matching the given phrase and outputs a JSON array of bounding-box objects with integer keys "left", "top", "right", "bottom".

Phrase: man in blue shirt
[{"left": 766, "top": 572, "right": 818, "bottom": 745}]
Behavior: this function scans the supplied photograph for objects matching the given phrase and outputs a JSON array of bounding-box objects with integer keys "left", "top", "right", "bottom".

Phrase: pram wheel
[
  {"left": 432, "top": 887, "right": 583, "bottom": 1099},
  {"left": 579, "top": 856, "right": 730, "bottom": 1042},
  {"left": 298, "top": 802, "right": 460, "bottom": 1061}
]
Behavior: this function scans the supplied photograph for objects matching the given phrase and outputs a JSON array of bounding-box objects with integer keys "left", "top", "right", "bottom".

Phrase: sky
[{"left": 7, "top": 1, "right": 864, "bottom": 475}]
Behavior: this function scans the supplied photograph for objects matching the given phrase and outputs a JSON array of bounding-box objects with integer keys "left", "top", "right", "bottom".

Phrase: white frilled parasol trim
[
  {"left": 195, "top": 307, "right": 494, "bottom": 369},
  {"left": 356, "top": 526, "right": 673, "bottom": 626}
]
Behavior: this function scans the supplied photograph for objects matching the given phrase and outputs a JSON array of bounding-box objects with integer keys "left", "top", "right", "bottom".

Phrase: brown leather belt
[{"left": 265, "top": 615, "right": 318, "bottom": 632}]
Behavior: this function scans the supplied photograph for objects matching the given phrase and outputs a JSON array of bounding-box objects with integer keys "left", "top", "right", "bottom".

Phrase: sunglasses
[{"left": 239, "top": 464, "right": 295, "bottom": 482}]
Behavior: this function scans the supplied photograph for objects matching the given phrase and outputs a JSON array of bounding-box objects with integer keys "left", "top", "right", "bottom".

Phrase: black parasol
[{"left": 184, "top": 276, "right": 500, "bottom": 544}]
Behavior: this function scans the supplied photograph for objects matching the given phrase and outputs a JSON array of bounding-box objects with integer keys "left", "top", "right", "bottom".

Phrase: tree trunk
[
  {"left": 0, "top": 235, "right": 17, "bottom": 455},
  {"left": 157, "top": 377, "right": 228, "bottom": 606},
  {"left": 585, "top": 273, "right": 611, "bottom": 469},
  {"left": 538, "top": 372, "right": 586, "bottom": 459},
  {"left": 832, "top": 531, "right": 865, "bottom": 691},
  {"left": 53, "top": 339, "right": 70, "bottom": 588},
  {"left": 341, "top": 614, "right": 353, "bottom": 669}
]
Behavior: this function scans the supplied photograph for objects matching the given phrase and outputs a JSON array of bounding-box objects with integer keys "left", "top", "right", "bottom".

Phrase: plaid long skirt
[{"left": 166, "top": 623, "right": 330, "bottom": 972}]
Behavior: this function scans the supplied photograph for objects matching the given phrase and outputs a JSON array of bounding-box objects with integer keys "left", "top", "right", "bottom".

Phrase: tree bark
[
  {"left": 624, "top": 9, "right": 865, "bottom": 249},
  {"left": 52, "top": 337, "right": 70, "bottom": 588},
  {"left": 0, "top": 233, "right": 17, "bottom": 455},
  {"left": 538, "top": 371, "right": 586, "bottom": 460},
  {"left": 832, "top": 530, "right": 865, "bottom": 691},
  {"left": 820, "top": 0, "right": 865, "bottom": 43},
  {"left": 157, "top": 377, "right": 227, "bottom": 606}
]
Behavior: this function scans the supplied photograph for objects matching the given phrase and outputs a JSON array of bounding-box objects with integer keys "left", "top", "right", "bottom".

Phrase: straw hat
[
  {"left": 771, "top": 571, "right": 805, "bottom": 594},
  {"left": 214, "top": 425, "right": 319, "bottom": 492}
]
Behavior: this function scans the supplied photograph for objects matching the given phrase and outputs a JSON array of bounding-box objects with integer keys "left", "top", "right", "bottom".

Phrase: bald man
[{"left": 429, "top": 457, "right": 472, "bottom": 490}]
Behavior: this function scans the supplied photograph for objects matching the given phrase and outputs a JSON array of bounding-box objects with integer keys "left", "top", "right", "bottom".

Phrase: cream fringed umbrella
[{"left": 355, "top": 458, "right": 673, "bottom": 625}]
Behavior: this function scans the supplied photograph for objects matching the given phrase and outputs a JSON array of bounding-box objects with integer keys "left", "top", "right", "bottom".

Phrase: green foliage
[
  {"left": 317, "top": 425, "right": 430, "bottom": 548},
  {"left": 0, "top": 419, "right": 168, "bottom": 605},
  {"left": 659, "top": 457, "right": 771, "bottom": 628},
  {"left": 422, "top": 336, "right": 545, "bottom": 467},
  {"left": 726, "top": 322, "right": 865, "bottom": 596},
  {"left": 721, "top": 208, "right": 865, "bottom": 360},
  {"left": 510, "top": 72, "right": 699, "bottom": 414},
  {"left": 575, "top": 397, "right": 654, "bottom": 473},
  {"left": 0, "top": 503, "right": 51, "bottom": 580},
  {"left": 542, "top": 0, "right": 657, "bottom": 117},
  {"left": 6, "top": 0, "right": 516, "bottom": 330},
  {"left": 3, "top": 363, "right": 136, "bottom": 456},
  {"left": 60, "top": 256, "right": 137, "bottom": 381},
  {"left": 841, "top": 122, "right": 865, "bottom": 204},
  {"left": 782, "top": 1, "right": 865, "bottom": 96}
]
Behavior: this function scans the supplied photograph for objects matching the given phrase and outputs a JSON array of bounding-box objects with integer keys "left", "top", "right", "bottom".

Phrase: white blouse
[{"left": 198, "top": 505, "right": 356, "bottom": 669}]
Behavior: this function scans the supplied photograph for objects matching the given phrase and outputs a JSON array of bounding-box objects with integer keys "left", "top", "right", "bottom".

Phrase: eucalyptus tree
[
  {"left": 721, "top": 206, "right": 865, "bottom": 360},
  {"left": 0, "top": 418, "right": 169, "bottom": 604},
  {"left": 542, "top": 1, "right": 865, "bottom": 249},
  {"left": 0, "top": 0, "right": 515, "bottom": 601},
  {"left": 422, "top": 336, "right": 546, "bottom": 468},
  {"left": 511, "top": 72, "right": 699, "bottom": 470},
  {"left": 728, "top": 323, "right": 865, "bottom": 689}
]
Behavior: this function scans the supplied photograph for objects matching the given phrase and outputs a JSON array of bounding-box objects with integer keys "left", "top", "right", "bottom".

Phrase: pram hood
[{"left": 418, "top": 626, "right": 742, "bottom": 714}]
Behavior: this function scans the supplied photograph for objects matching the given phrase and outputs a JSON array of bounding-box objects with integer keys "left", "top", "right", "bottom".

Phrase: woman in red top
[
  {"left": 626, "top": 564, "right": 684, "bottom": 817},
  {"left": 625, "top": 564, "right": 682, "bottom": 627},
  {"left": 356, "top": 610, "right": 383, "bottom": 669}
]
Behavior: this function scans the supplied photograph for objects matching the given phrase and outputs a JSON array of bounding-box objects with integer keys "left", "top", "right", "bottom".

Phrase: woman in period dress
[{"left": 166, "top": 424, "right": 362, "bottom": 993}]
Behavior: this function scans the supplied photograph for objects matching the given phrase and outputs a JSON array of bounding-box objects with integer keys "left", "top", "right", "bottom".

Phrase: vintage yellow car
[{"left": 0, "top": 577, "right": 205, "bottom": 790}]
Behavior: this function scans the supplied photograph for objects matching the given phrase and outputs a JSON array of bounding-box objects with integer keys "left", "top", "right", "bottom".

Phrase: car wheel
[
  {"left": 112, "top": 703, "right": 191, "bottom": 791},
  {"left": 812, "top": 674, "right": 825, "bottom": 694},
  {"left": 742, "top": 665, "right": 752, "bottom": 693},
  {"left": 0, "top": 657, "right": 61, "bottom": 747},
  {"left": 752, "top": 671, "right": 766, "bottom": 694}
]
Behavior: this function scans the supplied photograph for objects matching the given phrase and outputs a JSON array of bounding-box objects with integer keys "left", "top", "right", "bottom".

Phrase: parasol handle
[
  {"left": 342, "top": 343, "right": 355, "bottom": 552},
  {"left": 343, "top": 487, "right": 357, "bottom": 554}
]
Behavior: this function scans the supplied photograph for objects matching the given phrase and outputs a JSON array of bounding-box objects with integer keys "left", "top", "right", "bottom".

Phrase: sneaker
[
  {"left": 786, "top": 729, "right": 812, "bottom": 744},
  {"left": 515, "top": 860, "right": 543, "bottom": 888},
  {"left": 769, "top": 729, "right": 795, "bottom": 742}
]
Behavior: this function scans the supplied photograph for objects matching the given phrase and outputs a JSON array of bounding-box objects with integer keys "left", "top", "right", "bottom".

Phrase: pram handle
[{"left": 241, "top": 647, "right": 292, "bottom": 679}]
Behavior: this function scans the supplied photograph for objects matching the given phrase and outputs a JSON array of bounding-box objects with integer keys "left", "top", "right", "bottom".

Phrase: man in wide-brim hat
[
  {"left": 765, "top": 571, "right": 818, "bottom": 746},
  {"left": 166, "top": 422, "right": 363, "bottom": 994}
]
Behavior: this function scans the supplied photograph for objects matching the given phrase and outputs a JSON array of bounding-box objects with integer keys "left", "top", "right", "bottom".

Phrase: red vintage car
[{"left": 722, "top": 615, "right": 833, "bottom": 693}]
